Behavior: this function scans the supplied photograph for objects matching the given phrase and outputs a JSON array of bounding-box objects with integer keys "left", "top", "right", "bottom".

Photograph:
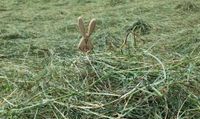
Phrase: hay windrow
[{"left": 1, "top": 0, "right": 200, "bottom": 118}]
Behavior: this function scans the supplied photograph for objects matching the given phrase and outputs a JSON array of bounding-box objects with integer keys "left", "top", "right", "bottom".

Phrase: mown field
[{"left": 0, "top": 0, "right": 200, "bottom": 118}]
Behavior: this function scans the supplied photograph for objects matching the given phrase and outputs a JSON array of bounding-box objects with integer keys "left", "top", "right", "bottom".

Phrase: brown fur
[{"left": 77, "top": 17, "right": 96, "bottom": 53}]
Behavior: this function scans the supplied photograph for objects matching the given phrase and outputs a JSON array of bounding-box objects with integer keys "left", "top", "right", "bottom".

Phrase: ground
[{"left": 0, "top": 0, "right": 200, "bottom": 118}]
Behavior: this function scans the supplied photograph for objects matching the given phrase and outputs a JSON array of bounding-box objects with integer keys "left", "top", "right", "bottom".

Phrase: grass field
[{"left": 0, "top": 0, "right": 200, "bottom": 118}]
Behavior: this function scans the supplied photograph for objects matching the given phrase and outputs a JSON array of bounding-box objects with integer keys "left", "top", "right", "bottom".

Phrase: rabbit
[{"left": 77, "top": 16, "right": 96, "bottom": 53}]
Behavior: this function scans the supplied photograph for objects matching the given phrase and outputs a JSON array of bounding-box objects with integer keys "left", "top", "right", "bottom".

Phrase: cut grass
[{"left": 1, "top": 0, "right": 200, "bottom": 118}]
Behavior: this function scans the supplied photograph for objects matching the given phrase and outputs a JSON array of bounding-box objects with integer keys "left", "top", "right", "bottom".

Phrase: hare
[{"left": 77, "top": 16, "right": 96, "bottom": 53}]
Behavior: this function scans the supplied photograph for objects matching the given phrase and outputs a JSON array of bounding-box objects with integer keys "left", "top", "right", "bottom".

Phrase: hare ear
[
  {"left": 87, "top": 18, "right": 96, "bottom": 37},
  {"left": 78, "top": 17, "right": 86, "bottom": 37}
]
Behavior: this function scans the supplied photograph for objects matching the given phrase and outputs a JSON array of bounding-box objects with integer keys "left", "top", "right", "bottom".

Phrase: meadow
[{"left": 0, "top": 0, "right": 200, "bottom": 118}]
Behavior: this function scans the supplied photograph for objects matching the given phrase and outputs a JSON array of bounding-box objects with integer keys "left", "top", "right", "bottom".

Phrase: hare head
[{"left": 77, "top": 16, "right": 96, "bottom": 53}]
